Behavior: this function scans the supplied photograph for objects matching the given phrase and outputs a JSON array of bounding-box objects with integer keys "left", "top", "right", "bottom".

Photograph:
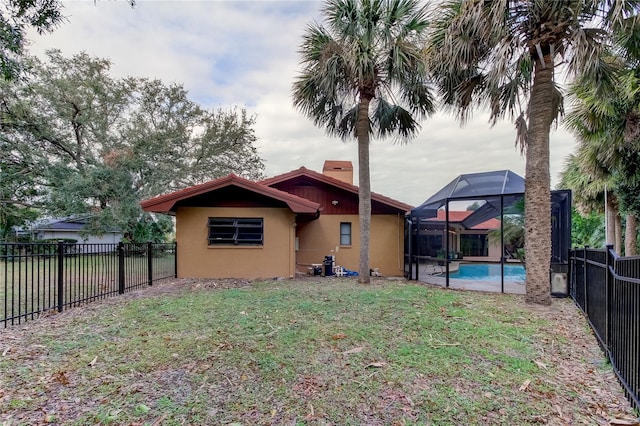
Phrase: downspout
[
  {"left": 290, "top": 218, "right": 297, "bottom": 278},
  {"left": 398, "top": 213, "right": 402, "bottom": 273}
]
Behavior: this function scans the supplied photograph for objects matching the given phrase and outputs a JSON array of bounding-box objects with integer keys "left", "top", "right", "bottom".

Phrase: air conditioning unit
[{"left": 551, "top": 272, "right": 568, "bottom": 297}]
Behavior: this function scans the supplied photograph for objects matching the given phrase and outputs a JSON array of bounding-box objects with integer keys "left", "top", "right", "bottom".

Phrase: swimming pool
[{"left": 448, "top": 263, "right": 525, "bottom": 282}]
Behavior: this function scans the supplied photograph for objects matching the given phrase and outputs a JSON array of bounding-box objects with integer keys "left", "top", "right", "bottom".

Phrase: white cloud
[{"left": 27, "top": 0, "right": 577, "bottom": 206}]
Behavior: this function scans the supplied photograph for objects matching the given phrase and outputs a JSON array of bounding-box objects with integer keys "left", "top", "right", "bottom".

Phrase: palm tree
[
  {"left": 562, "top": 126, "right": 627, "bottom": 253},
  {"left": 564, "top": 21, "right": 640, "bottom": 255},
  {"left": 426, "top": 1, "right": 638, "bottom": 305},
  {"left": 292, "top": 0, "right": 435, "bottom": 283},
  {"left": 559, "top": 153, "right": 622, "bottom": 252}
]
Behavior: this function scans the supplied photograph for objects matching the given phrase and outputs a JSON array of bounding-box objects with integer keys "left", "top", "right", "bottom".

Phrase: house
[
  {"left": 415, "top": 210, "right": 503, "bottom": 261},
  {"left": 20, "top": 217, "right": 123, "bottom": 244},
  {"left": 140, "top": 161, "right": 412, "bottom": 279}
]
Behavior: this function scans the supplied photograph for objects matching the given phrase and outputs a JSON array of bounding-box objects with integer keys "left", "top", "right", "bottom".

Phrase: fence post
[
  {"left": 583, "top": 245, "right": 589, "bottom": 316},
  {"left": 605, "top": 244, "right": 613, "bottom": 350},
  {"left": 118, "top": 242, "right": 125, "bottom": 295},
  {"left": 569, "top": 248, "right": 574, "bottom": 298},
  {"left": 57, "top": 240, "right": 64, "bottom": 313},
  {"left": 148, "top": 242, "right": 153, "bottom": 286}
]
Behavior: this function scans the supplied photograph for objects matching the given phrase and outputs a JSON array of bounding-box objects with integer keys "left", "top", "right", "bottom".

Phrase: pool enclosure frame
[{"left": 405, "top": 170, "right": 571, "bottom": 294}]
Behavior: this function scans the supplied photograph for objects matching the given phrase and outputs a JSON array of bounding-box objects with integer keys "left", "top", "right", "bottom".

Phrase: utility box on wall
[{"left": 551, "top": 272, "right": 568, "bottom": 297}]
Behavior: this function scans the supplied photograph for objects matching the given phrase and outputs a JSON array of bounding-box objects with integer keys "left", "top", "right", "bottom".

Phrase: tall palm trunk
[
  {"left": 524, "top": 52, "right": 553, "bottom": 305},
  {"left": 357, "top": 95, "right": 372, "bottom": 284},
  {"left": 625, "top": 213, "right": 637, "bottom": 256},
  {"left": 606, "top": 196, "right": 616, "bottom": 248},
  {"left": 615, "top": 212, "right": 622, "bottom": 254}
]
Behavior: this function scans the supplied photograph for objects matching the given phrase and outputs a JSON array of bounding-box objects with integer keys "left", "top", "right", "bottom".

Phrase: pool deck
[{"left": 413, "top": 263, "right": 526, "bottom": 295}]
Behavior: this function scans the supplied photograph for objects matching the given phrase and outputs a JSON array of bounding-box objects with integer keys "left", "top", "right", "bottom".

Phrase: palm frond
[
  {"left": 292, "top": 0, "right": 433, "bottom": 141},
  {"left": 426, "top": 0, "right": 640, "bottom": 130},
  {"left": 371, "top": 97, "right": 420, "bottom": 142}
]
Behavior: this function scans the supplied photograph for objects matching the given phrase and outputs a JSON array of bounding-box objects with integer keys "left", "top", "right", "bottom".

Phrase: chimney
[{"left": 322, "top": 160, "right": 353, "bottom": 185}]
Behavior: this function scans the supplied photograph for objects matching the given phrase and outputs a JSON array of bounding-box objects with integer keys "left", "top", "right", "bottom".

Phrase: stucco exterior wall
[
  {"left": 296, "top": 214, "right": 405, "bottom": 277},
  {"left": 176, "top": 207, "right": 295, "bottom": 279}
]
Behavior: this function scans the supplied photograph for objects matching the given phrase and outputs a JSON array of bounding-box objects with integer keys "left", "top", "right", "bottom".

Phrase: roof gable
[
  {"left": 141, "top": 174, "right": 320, "bottom": 215},
  {"left": 261, "top": 167, "right": 413, "bottom": 213}
]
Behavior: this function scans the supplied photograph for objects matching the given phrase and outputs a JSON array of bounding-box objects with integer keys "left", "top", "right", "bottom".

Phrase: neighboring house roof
[
  {"left": 425, "top": 210, "right": 501, "bottom": 230},
  {"left": 32, "top": 217, "right": 121, "bottom": 233},
  {"left": 140, "top": 173, "right": 320, "bottom": 215},
  {"left": 261, "top": 167, "right": 413, "bottom": 212}
]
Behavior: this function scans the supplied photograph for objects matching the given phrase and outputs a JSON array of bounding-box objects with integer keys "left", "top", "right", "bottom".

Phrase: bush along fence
[
  {"left": 1, "top": 241, "right": 176, "bottom": 328},
  {"left": 569, "top": 245, "right": 639, "bottom": 412}
]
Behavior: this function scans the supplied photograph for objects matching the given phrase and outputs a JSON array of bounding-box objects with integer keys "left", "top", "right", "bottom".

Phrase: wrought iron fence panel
[
  {"left": 151, "top": 243, "right": 177, "bottom": 281},
  {"left": 1, "top": 241, "right": 176, "bottom": 328},
  {"left": 569, "top": 246, "right": 640, "bottom": 412},
  {"left": 1, "top": 243, "right": 58, "bottom": 326},
  {"left": 585, "top": 248, "right": 608, "bottom": 345},
  {"left": 570, "top": 249, "right": 585, "bottom": 311}
]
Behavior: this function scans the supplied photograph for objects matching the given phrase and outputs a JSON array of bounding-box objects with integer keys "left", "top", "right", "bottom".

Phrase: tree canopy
[
  {"left": 0, "top": 50, "right": 265, "bottom": 241},
  {"left": 0, "top": 0, "right": 65, "bottom": 80}
]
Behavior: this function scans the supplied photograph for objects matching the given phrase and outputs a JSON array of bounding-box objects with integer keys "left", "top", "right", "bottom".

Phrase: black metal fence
[
  {"left": 1, "top": 241, "right": 177, "bottom": 328},
  {"left": 569, "top": 245, "right": 639, "bottom": 411}
]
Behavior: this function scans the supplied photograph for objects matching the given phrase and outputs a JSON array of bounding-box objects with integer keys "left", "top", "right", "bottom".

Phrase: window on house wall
[
  {"left": 208, "top": 218, "right": 263, "bottom": 246},
  {"left": 340, "top": 222, "right": 351, "bottom": 245}
]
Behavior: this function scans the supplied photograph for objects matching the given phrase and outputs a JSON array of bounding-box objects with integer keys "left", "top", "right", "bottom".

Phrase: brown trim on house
[
  {"left": 140, "top": 174, "right": 320, "bottom": 215},
  {"left": 261, "top": 167, "right": 413, "bottom": 213}
]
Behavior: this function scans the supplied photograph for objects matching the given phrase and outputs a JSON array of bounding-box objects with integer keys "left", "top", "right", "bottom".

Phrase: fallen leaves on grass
[
  {"left": 343, "top": 346, "right": 363, "bottom": 355},
  {"left": 293, "top": 376, "right": 324, "bottom": 396},
  {"left": 534, "top": 359, "right": 548, "bottom": 370},
  {"left": 427, "top": 334, "right": 461, "bottom": 348},
  {"left": 53, "top": 371, "right": 69, "bottom": 386},
  {"left": 88, "top": 356, "right": 98, "bottom": 367},
  {"left": 304, "top": 402, "right": 320, "bottom": 421},
  {"left": 609, "top": 419, "right": 640, "bottom": 425}
]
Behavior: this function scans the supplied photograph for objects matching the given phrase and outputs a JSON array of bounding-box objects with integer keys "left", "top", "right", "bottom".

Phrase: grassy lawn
[{"left": 0, "top": 278, "right": 636, "bottom": 425}]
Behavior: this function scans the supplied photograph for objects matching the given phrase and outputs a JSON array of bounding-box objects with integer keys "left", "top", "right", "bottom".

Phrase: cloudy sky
[{"left": 27, "top": 1, "right": 577, "bottom": 206}]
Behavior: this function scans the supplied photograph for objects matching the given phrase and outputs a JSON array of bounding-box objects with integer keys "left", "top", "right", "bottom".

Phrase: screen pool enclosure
[{"left": 404, "top": 170, "right": 571, "bottom": 295}]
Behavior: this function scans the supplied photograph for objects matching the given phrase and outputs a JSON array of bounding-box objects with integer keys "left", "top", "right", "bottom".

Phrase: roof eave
[{"left": 140, "top": 174, "right": 320, "bottom": 215}]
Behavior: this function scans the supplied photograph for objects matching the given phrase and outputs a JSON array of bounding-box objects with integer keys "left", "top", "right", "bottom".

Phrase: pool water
[{"left": 448, "top": 263, "right": 525, "bottom": 281}]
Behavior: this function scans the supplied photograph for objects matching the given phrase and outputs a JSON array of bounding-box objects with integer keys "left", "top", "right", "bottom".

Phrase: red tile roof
[
  {"left": 427, "top": 210, "right": 501, "bottom": 230},
  {"left": 140, "top": 174, "right": 320, "bottom": 215},
  {"left": 260, "top": 166, "right": 413, "bottom": 212}
]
